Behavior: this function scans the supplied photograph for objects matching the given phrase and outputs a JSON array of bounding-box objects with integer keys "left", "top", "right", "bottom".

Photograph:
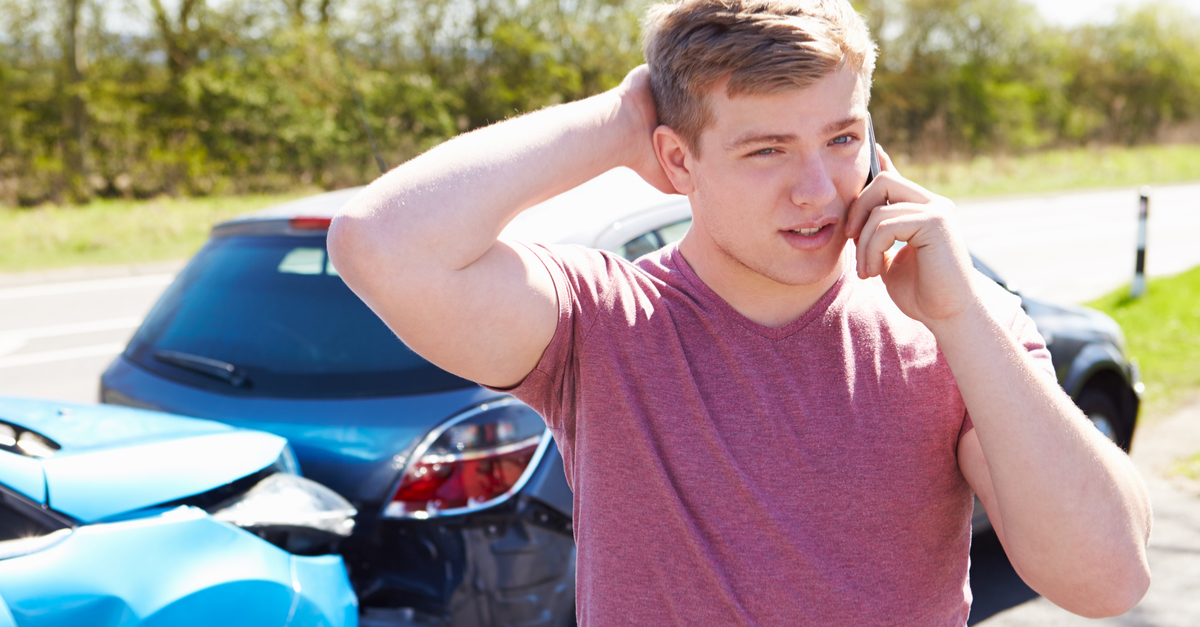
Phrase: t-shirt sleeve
[
  {"left": 960, "top": 275, "right": 1057, "bottom": 437},
  {"left": 483, "top": 242, "right": 615, "bottom": 438}
]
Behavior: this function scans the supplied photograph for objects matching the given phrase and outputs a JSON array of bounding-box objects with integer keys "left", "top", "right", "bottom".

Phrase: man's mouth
[{"left": 788, "top": 226, "right": 825, "bottom": 236}]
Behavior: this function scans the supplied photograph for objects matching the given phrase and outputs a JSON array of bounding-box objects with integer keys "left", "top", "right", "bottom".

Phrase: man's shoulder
[{"left": 527, "top": 242, "right": 683, "bottom": 294}]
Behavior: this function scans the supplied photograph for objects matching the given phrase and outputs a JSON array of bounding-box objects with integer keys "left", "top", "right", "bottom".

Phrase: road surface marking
[
  {"left": 0, "top": 343, "right": 127, "bottom": 369},
  {"left": 0, "top": 274, "right": 174, "bottom": 301},
  {"left": 0, "top": 317, "right": 143, "bottom": 358},
  {"left": 0, "top": 317, "right": 144, "bottom": 342}
]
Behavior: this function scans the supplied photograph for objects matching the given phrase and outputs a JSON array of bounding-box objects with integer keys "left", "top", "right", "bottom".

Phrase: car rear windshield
[{"left": 125, "top": 234, "right": 474, "bottom": 399}]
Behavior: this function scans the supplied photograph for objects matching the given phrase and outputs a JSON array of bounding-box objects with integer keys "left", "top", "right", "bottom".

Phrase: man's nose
[{"left": 789, "top": 154, "right": 838, "bottom": 210}]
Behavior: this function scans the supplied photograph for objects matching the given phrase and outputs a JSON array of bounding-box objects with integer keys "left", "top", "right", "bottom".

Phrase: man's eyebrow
[
  {"left": 724, "top": 133, "right": 798, "bottom": 151},
  {"left": 723, "top": 116, "right": 868, "bottom": 152},
  {"left": 822, "top": 115, "right": 867, "bottom": 136}
]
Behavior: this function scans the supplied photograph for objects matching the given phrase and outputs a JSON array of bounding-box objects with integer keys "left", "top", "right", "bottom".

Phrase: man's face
[{"left": 682, "top": 64, "right": 872, "bottom": 291}]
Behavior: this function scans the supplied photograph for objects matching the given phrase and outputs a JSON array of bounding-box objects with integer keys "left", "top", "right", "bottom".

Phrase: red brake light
[
  {"left": 384, "top": 399, "right": 548, "bottom": 518},
  {"left": 289, "top": 217, "right": 332, "bottom": 230},
  {"left": 390, "top": 438, "right": 539, "bottom": 512}
]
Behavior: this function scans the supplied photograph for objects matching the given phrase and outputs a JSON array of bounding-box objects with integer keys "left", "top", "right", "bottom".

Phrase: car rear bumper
[{"left": 347, "top": 499, "right": 575, "bottom": 627}]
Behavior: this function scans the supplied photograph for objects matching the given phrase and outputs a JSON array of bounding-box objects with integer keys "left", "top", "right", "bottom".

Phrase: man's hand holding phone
[{"left": 846, "top": 137, "right": 979, "bottom": 332}]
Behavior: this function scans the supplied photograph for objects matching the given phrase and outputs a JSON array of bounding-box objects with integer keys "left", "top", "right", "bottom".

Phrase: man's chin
[{"left": 760, "top": 252, "right": 847, "bottom": 289}]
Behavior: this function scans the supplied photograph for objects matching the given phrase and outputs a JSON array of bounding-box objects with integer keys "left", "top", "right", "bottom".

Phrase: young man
[{"left": 329, "top": 0, "right": 1151, "bottom": 623}]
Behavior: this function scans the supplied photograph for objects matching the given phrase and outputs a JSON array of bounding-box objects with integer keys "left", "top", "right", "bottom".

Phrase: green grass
[
  {"left": 1086, "top": 266, "right": 1200, "bottom": 420},
  {"left": 1172, "top": 452, "right": 1200, "bottom": 481},
  {"left": 0, "top": 191, "right": 318, "bottom": 273},
  {"left": 897, "top": 144, "right": 1200, "bottom": 199}
]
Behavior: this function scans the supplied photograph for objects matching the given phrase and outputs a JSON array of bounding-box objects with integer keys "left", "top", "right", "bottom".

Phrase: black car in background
[{"left": 100, "top": 168, "right": 1140, "bottom": 625}]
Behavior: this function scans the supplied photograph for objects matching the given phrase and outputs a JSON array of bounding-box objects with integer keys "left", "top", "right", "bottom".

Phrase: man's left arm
[{"left": 847, "top": 148, "right": 1152, "bottom": 618}]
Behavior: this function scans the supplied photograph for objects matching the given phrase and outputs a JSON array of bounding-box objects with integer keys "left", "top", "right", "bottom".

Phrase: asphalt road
[
  {"left": 1, "top": 182, "right": 1199, "bottom": 622},
  {"left": 958, "top": 182, "right": 1200, "bottom": 304},
  {"left": 0, "top": 261, "right": 182, "bottom": 403}
]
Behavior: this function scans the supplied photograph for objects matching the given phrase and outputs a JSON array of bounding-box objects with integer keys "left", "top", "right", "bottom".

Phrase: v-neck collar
[{"left": 663, "top": 244, "right": 850, "bottom": 341}]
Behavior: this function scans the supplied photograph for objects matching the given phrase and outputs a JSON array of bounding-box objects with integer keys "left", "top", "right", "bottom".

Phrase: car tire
[{"left": 1076, "top": 387, "right": 1126, "bottom": 448}]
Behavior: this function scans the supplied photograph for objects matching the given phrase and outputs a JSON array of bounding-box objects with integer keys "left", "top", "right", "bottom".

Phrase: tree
[
  {"left": 63, "top": 0, "right": 90, "bottom": 203},
  {"left": 866, "top": 0, "right": 1051, "bottom": 156}
]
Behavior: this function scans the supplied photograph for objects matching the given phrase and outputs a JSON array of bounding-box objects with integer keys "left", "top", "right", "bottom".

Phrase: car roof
[
  {"left": 217, "top": 168, "right": 691, "bottom": 248},
  {"left": 225, "top": 186, "right": 365, "bottom": 222},
  {"left": 501, "top": 167, "right": 687, "bottom": 246}
]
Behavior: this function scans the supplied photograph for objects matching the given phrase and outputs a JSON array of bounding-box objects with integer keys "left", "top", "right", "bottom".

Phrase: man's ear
[{"left": 652, "top": 125, "right": 696, "bottom": 195}]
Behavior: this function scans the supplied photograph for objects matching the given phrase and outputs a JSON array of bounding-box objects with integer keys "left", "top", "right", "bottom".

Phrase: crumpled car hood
[{"left": 0, "top": 398, "right": 286, "bottom": 523}]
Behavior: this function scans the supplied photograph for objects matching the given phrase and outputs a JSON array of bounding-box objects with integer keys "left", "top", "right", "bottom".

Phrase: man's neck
[{"left": 676, "top": 238, "right": 847, "bottom": 329}]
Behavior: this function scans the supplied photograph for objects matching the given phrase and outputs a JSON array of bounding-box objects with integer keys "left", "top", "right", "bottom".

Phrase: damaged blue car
[{"left": 0, "top": 396, "right": 359, "bottom": 626}]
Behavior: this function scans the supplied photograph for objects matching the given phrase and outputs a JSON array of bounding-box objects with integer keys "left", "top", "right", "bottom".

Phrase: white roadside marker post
[{"left": 1131, "top": 186, "right": 1150, "bottom": 299}]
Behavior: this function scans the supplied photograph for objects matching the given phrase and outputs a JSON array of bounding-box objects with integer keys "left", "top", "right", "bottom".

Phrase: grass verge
[
  {"left": 897, "top": 144, "right": 1200, "bottom": 199},
  {"left": 0, "top": 191, "right": 317, "bottom": 273},
  {"left": 1172, "top": 452, "right": 1200, "bottom": 481},
  {"left": 1086, "top": 265, "right": 1200, "bottom": 420}
]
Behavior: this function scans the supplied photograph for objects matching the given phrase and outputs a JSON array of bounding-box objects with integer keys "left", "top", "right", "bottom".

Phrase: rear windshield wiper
[{"left": 153, "top": 349, "right": 251, "bottom": 388}]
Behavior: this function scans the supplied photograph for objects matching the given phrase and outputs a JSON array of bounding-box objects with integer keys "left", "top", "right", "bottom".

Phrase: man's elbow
[
  {"left": 1096, "top": 557, "right": 1151, "bottom": 618},
  {"left": 1054, "top": 553, "right": 1150, "bottom": 618},
  {"left": 1075, "top": 577, "right": 1149, "bottom": 618},
  {"left": 327, "top": 211, "right": 374, "bottom": 287},
  {"left": 1081, "top": 490, "right": 1154, "bottom": 617},
  {"left": 326, "top": 213, "right": 349, "bottom": 268}
]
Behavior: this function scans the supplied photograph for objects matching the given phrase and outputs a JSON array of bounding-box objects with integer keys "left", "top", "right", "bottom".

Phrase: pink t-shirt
[{"left": 504, "top": 243, "right": 1052, "bottom": 626}]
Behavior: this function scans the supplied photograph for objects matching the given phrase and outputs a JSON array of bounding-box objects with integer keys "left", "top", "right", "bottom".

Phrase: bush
[{"left": 2, "top": 0, "right": 1198, "bottom": 206}]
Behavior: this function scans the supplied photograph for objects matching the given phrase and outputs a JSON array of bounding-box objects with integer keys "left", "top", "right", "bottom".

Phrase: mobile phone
[{"left": 864, "top": 114, "right": 880, "bottom": 189}]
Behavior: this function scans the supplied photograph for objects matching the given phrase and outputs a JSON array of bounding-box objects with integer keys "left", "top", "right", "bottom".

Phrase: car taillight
[
  {"left": 383, "top": 398, "right": 549, "bottom": 519},
  {"left": 289, "top": 217, "right": 332, "bottom": 230}
]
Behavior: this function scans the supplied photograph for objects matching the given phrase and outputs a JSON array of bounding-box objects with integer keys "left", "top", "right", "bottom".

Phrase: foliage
[
  {"left": 1087, "top": 264, "right": 1200, "bottom": 418},
  {"left": 864, "top": 0, "right": 1200, "bottom": 155},
  {"left": 1, "top": 0, "right": 1199, "bottom": 207},
  {"left": 0, "top": 0, "right": 645, "bottom": 206}
]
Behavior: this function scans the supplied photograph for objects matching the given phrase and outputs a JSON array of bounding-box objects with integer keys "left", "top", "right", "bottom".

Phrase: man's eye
[
  {"left": 751, "top": 148, "right": 779, "bottom": 156},
  {"left": 831, "top": 135, "right": 855, "bottom": 146}
]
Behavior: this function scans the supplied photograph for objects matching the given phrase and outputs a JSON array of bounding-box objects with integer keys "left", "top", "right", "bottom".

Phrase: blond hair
[{"left": 642, "top": 0, "right": 877, "bottom": 154}]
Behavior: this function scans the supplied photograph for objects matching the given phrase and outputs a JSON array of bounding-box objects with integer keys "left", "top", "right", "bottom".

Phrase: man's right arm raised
[{"left": 328, "top": 67, "right": 672, "bottom": 389}]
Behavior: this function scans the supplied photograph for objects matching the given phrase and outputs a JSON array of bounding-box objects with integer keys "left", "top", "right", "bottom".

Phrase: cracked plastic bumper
[{"left": 0, "top": 507, "right": 357, "bottom": 627}]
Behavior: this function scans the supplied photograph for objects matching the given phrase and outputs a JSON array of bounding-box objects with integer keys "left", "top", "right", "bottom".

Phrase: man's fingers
[
  {"left": 848, "top": 170, "right": 940, "bottom": 239},
  {"left": 855, "top": 203, "right": 927, "bottom": 278},
  {"left": 866, "top": 214, "right": 930, "bottom": 278},
  {"left": 859, "top": 172, "right": 934, "bottom": 215},
  {"left": 854, "top": 200, "right": 896, "bottom": 276},
  {"left": 878, "top": 144, "right": 898, "bottom": 176},
  {"left": 846, "top": 171, "right": 894, "bottom": 240}
]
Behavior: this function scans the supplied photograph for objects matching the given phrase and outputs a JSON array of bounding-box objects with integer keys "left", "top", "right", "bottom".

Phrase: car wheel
[{"left": 1076, "top": 388, "right": 1124, "bottom": 447}]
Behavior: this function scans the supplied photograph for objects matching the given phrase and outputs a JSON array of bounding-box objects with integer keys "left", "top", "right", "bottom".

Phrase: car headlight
[
  {"left": 271, "top": 445, "right": 301, "bottom": 476},
  {"left": 383, "top": 398, "right": 551, "bottom": 519},
  {"left": 0, "top": 421, "right": 60, "bottom": 459},
  {"left": 212, "top": 473, "right": 356, "bottom": 541}
]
